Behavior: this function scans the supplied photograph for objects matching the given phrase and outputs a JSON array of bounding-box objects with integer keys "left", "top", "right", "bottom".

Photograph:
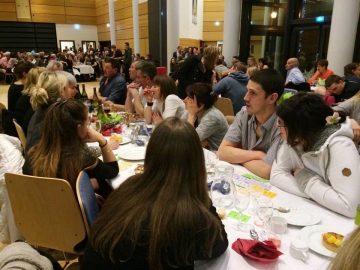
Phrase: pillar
[
  {"left": 132, "top": 0, "right": 140, "bottom": 55},
  {"left": 108, "top": 0, "right": 116, "bottom": 45},
  {"left": 167, "top": 0, "right": 180, "bottom": 71},
  {"left": 223, "top": 0, "right": 241, "bottom": 67},
  {"left": 327, "top": 0, "right": 359, "bottom": 75}
]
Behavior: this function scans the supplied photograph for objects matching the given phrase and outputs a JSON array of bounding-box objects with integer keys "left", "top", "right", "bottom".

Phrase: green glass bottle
[
  {"left": 92, "top": 87, "right": 99, "bottom": 115},
  {"left": 355, "top": 204, "right": 360, "bottom": 226},
  {"left": 74, "top": 84, "right": 82, "bottom": 101},
  {"left": 81, "top": 84, "right": 88, "bottom": 101}
]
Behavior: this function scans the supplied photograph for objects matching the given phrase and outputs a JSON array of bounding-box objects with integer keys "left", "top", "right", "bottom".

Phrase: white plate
[
  {"left": 275, "top": 203, "right": 321, "bottom": 226},
  {"left": 118, "top": 147, "right": 146, "bottom": 161},
  {"left": 300, "top": 225, "right": 341, "bottom": 257},
  {"left": 119, "top": 137, "right": 131, "bottom": 145}
]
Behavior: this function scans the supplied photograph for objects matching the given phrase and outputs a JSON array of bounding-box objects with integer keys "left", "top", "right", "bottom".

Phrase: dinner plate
[
  {"left": 118, "top": 147, "right": 146, "bottom": 161},
  {"left": 275, "top": 203, "right": 321, "bottom": 226},
  {"left": 119, "top": 137, "right": 131, "bottom": 145},
  {"left": 300, "top": 225, "right": 342, "bottom": 257}
]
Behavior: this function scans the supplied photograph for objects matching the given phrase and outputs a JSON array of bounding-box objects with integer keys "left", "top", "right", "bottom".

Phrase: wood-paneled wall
[
  {"left": 0, "top": 0, "right": 97, "bottom": 24},
  {"left": 179, "top": 38, "right": 200, "bottom": 49},
  {"left": 114, "top": 0, "right": 133, "bottom": 49},
  {"left": 30, "top": 0, "right": 96, "bottom": 24},
  {"left": 139, "top": 1, "right": 148, "bottom": 57},
  {"left": 96, "top": 0, "right": 109, "bottom": 41},
  {"left": 203, "top": 0, "right": 224, "bottom": 42}
]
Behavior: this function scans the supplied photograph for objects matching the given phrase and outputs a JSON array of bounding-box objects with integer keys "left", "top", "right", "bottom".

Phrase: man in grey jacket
[{"left": 212, "top": 62, "right": 249, "bottom": 114}]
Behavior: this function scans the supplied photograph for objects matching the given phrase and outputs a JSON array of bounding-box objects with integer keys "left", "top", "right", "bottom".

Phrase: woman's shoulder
[{"left": 165, "top": 94, "right": 183, "bottom": 102}]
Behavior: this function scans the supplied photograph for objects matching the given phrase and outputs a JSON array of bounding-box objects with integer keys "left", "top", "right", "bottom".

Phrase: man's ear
[{"left": 269, "top": 93, "right": 278, "bottom": 104}]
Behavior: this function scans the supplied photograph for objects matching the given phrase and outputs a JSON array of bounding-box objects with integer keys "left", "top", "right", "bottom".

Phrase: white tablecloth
[
  {"left": 73, "top": 65, "right": 94, "bottom": 74},
  {"left": 100, "top": 144, "right": 355, "bottom": 270}
]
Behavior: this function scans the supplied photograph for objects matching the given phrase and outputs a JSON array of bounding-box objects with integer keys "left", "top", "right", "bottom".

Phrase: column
[
  {"left": 108, "top": 0, "right": 116, "bottom": 45},
  {"left": 167, "top": 0, "right": 180, "bottom": 71},
  {"left": 223, "top": 0, "right": 241, "bottom": 67},
  {"left": 327, "top": 0, "right": 359, "bottom": 75},
  {"left": 132, "top": 0, "right": 140, "bottom": 54},
  {"left": 261, "top": 7, "right": 271, "bottom": 58}
]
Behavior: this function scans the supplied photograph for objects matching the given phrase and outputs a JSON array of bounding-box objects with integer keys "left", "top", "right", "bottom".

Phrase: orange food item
[{"left": 322, "top": 232, "right": 343, "bottom": 253}]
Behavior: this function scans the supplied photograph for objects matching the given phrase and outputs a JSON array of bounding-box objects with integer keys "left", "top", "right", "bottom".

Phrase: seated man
[
  {"left": 324, "top": 75, "right": 360, "bottom": 103},
  {"left": 212, "top": 62, "right": 249, "bottom": 114},
  {"left": 98, "top": 59, "right": 127, "bottom": 106},
  {"left": 125, "top": 61, "right": 157, "bottom": 118},
  {"left": 217, "top": 69, "right": 284, "bottom": 179},
  {"left": 46, "top": 61, "right": 63, "bottom": 71},
  {"left": 284, "top": 58, "right": 305, "bottom": 86}
]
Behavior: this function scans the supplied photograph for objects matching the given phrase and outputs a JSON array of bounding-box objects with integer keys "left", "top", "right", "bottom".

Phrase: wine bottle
[
  {"left": 97, "top": 103, "right": 105, "bottom": 123},
  {"left": 92, "top": 87, "right": 99, "bottom": 115},
  {"left": 74, "top": 84, "right": 82, "bottom": 101},
  {"left": 81, "top": 84, "right": 88, "bottom": 100}
]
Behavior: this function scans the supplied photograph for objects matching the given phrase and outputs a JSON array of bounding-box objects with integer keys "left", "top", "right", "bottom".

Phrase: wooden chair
[
  {"left": 0, "top": 102, "right": 5, "bottom": 120},
  {"left": 5, "top": 173, "right": 87, "bottom": 267},
  {"left": 76, "top": 171, "right": 99, "bottom": 234},
  {"left": 13, "top": 119, "right": 26, "bottom": 152},
  {"left": 214, "top": 97, "right": 234, "bottom": 125}
]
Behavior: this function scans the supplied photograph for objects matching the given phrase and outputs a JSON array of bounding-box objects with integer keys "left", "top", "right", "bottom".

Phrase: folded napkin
[{"left": 232, "top": 238, "right": 283, "bottom": 262}]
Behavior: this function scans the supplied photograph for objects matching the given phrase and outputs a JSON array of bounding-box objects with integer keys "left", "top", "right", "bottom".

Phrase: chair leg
[{"left": 62, "top": 251, "right": 70, "bottom": 269}]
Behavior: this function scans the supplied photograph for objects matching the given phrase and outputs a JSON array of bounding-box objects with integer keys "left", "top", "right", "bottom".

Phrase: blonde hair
[
  {"left": 247, "top": 66, "right": 258, "bottom": 76},
  {"left": 202, "top": 46, "right": 219, "bottom": 70},
  {"left": 328, "top": 226, "right": 360, "bottom": 270},
  {"left": 30, "top": 71, "right": 68, "bottom": 110},
  {"left": 22, "top": 67, "right": 46, "bottom": 96}
]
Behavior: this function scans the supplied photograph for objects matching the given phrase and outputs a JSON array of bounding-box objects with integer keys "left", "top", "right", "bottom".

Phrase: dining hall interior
[{"left": 1, "top": 0, "right": 360, "bottom": 269}]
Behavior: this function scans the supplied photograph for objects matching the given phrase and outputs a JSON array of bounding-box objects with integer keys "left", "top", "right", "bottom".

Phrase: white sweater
[{"left": 270, "top": 119, "right": 360, "bottom": 218}]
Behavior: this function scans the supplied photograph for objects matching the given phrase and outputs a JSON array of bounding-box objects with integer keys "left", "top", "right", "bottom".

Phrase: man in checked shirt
[{"left": 218, "top": 69, "right": 284, "bottom": 179}]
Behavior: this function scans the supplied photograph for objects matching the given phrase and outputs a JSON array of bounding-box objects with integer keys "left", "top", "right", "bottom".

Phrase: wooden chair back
[
  {"left": 0, "top": 103, "right": 5, "bottom": 120},
  {"left": 214, "top": 97, "right": 234, "bottom": 117},
  {"left": 13, "top": 119, "right": 26, "bottom": 152},
  {"left": 5, "top": 173, "right": 87, "bottom": 254}
]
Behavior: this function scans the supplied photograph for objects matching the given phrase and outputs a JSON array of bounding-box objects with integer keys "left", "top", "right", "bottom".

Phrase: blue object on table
[
  {"left": 212, "top": 180, "right": 231, "bottom": 195},
  {"left": 135, "top": 140, "right": 145, "bottom": 146}
]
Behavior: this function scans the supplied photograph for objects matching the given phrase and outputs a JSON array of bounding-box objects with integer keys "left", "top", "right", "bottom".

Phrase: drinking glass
[
  {"left": 256, "top": 198, "right": 274, "bottom": 240},
  {"left": 248, "top": 179, "right": 264, "bottom": 215},
  {"left": 206, "top": 151, "right": 219, "bottom": 174},
  {"left": 233, "top": 187, "right": 251, "bottom": 231},
  {"left": 210, "top": 165, "right": 235, "bottom": 208}
]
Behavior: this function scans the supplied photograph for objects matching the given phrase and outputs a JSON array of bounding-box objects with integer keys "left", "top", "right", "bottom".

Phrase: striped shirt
[{"left": 224, "top": 106, "right": 282, "bottom": 165}]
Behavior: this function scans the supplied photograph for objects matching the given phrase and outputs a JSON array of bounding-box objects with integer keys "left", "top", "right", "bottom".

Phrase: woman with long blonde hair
[{"left": 81, "top": 117, "right": 228, "bottom": 269}]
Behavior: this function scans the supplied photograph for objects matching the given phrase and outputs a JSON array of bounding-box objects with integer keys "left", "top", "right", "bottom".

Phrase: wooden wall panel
[
  {"left": 97, "top": 23, "right": 109, "bottom": 33},
  {"left": 139, "top": 14, "right": 148, "bottom": 27},
  {"left": 97, "top": 13, "right": 109, "bottom": 25},
  {"left": 114, "top": 6, "right": 132, "bottom": 19},
  {"left": 32, "top": 13, "right": 66, "bottom": 23},
  {"left": 203, "top": 31, "right": 223, "bottom": 41},
  {"left": 65, "top": 7, "right": 96, "bottom": 16},
  {"left": 203, "top": 21, "right": 223, "bottom": 32},
  {"left": 114, "top": 0, "right": 131, "bottom": 10},
  {"left": 115, "top": 17, "right": 132, "bottom": 30},
  {"left": 115, "top": 28, "right": 133, "bottom": 40},
  {"left": 138, "top": 2, "right": 147, "bottom": 15},
  {"left": 203, "top": 11, "right": 224, "bottom": 21},
  {"left": 2, "top": 2, "right": 16, "bottom": 11},
  {"left": 66, "top": 15, "right": 96, "bottom": 25},
  {"left": 116, "top": 39, "right": 134, "bottom": 49},
  {"left": 203, "top": 1, "right": 224, "bottom": 11},
  {"left": 95, "top": 0, "right": 107, "bottom": 8},
  {"left": 203, "top": 0, "right": 224, "bottom": 42},
  {"left": 0, "top": 0, "right": 16, "bottom": 2},
  {"left": 98, "top": 31, "right": 110, "bottom": 41},
  {"left": 30, "top": 0, "right": 64, "bottom": 5},
  {"left": 31, "top": 4, "right": 65, "bottom": 15},
  {"left": 0, "top": 12, "right": 17, "bottom": 21},
  {"left": 139, "top": 38, "right": 149, "bottom": 57},
  {"left": 179, "top": 38, "right": 200, "bottom": 48},
  {"left": 96, "top": 4, "right": 108, "bottom": 16},
  {"left": 65, "top": 0, "right": 95, "bottom": 8},
  {"left": 139, "top": 26, "right": 148, "bottom": 38}
]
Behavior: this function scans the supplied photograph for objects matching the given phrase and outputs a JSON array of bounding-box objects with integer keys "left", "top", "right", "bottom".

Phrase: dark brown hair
[
  {"left": 344, "top": 63, "right": 359, "bottom": 77},
  {"left": 277, "top": 92, "right": 346, "bottom": 151},
  {"left": 29, "top": 99, "right": 95, "bottom": 190},
  {"left": 325, "top": 75, "right": 343, "bottom": 88},
  {"left": 13, "top": 61, "right": 35, "bottom": 80},
  {"left": 186, "top": 83, "right": 217, "bottom": 110},
  {"left": 90, "top": 117, "right": 224, "bottom": 269},
  {"left": 317, "top": 59, "right": 329, "bottom": 69},
  {"left": 152, "top": 75, "right": 177, "bottom": 100}
]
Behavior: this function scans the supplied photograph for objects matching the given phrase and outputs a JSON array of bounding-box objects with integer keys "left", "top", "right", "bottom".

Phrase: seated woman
[
  {"left": 143, "top": 75, "right": 185, "bottom": 125},
  {"left": 81, "top": 117, "right": 228, "bottom": 269},
  {"left": 13, "top": 67, "right": 46, "bottom": 134},
  {"left": 182, "top": 83, "right": 228, "bottom": 150},
  {"left": 343, "top": 62, "right": 360, "bottom": 84},
  {"left": 270, "top": 92, "right": 360, "bottom": 218},
  {"left": 257, "top": 57, "right": 269, "bottom": 70},
  {"left": 23, "top": 99, "right": 118, "bottom": 199},
  {"left": 308, "top": 59, "right": 334, "bottom": 86},
  {"left": 7, "top": 61, "right": 35, "bottom": 112}
]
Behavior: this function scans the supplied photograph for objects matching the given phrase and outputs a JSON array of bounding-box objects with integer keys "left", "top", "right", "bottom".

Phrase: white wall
[
  {"left": 55, "top": 24, "right": 98, "bottom": 50},
  {"left": 179, "top": 0, "right": 203, "bottom": 40}
]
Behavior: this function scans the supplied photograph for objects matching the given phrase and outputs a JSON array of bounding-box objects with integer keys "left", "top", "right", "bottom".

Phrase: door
[{"left": 290, "top": 25, "right": 330, "bottom": 75}]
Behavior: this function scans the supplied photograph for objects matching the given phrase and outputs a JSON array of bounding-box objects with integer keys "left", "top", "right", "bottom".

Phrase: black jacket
[{"left": 176, "top": 55, "right": 213, "bottom": 99}]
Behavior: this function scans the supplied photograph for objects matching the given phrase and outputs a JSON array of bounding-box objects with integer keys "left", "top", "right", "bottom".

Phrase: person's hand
[
  {"left": 256, "top": 151, "right": 266, "bottom": 160},
  {"left": 211, "top": 70, "right": 217, "bottom": 85},
  {"left": 201, "top": 140, "right": 209, "bottom": 148},
  {"left": 108, "top": 139, "right": 119, "bottom": 150},
  {"left": 293, "top": 168, "right": 301, "bottom": 177},
  {"left": 95, "top": 193, "right": 105, "bottom": 207},
  {"left": 186, "top": 95, "right": 202, "bottom": 116},
  {"left": 350, "top": 119, "right": 360, "bottom": 141},
  {"left": 83, "top": 127, "right": 103, "bottom": 144},
  {"left": 129, "top": 87, "right": 140, "bottom": 97},
  {"left": 96, "top": 91, "right": 102, "bottom": 98},
  {"left": 128, "top": 82, "right": 139, "bottom": 90},
  {"left": 104, "top": 100, "right": 114, "bottom": 106},
  {"left": 142, "top": 86, "right": 154, "bottom": 102},
  {"left": 152, "top": 112, "right": 163, "bottom": 124},
  {"left": 228, "top": 66, "right": 236, "bottom": 75}
]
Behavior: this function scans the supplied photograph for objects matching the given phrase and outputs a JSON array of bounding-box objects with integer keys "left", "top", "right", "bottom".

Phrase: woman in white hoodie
[{"left": 271, "top": 92, "right": 360, "bottom": 218}]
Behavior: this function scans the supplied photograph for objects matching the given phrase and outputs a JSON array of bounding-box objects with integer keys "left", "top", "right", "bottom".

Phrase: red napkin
[{"left": 232, "top": 238, "right": 283, "bottom": 262}]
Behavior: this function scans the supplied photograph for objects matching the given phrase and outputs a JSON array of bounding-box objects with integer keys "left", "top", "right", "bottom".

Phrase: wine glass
[
  {"left": 206, "top": 151, "right": 219, "bottom": 173},
  {"left": 233, "top": 187, "right": 251, "bottom": 231},
  {"left": 247, "top": 179, "right": 264, "bottom": 215},
  {"left": 256, "top": 198, "right": 274, "bottom": 240}
]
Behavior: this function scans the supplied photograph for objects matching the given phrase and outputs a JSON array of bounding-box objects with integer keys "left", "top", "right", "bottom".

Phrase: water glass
[
  {"left": 256, "top": 198, "right": 274, "bottom": 240},
  {"left": 206, "top": 151, "right": 219, "bottom": 173},
  {"left": 248, "top": 179, "right": 264, "bottom": 215},
  {"left": 210, "top": 165, "right": 235, "bottom": 208},
  {"left": 233, "top": 187, "right": 251, "bottom": 231}
]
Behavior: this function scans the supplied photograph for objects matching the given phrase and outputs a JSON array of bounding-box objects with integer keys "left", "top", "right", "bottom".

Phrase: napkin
[{"left": 232, "top": 238, "right": 283, "bottom": 262}]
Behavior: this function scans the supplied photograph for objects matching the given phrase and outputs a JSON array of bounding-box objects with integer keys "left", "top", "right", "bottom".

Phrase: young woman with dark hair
[
  {"left": 23, "top": 99, "right": 118, "bottom": 198},
  {"left": 143, "top": 75, "right": 185, "bottom": 124},
  {"left": 182, "top": 83, "right": 228, "bottom": 150},
  {"left": 81, "top": 117, "right": 228, "bottom": 270},
  {"left": 270, "top": 92, "right": 360, "bottom": 218}
]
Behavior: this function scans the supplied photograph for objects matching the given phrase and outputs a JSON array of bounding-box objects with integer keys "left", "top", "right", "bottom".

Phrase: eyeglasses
[{"left": 276, "top": 118, "right": 286, "bottom": 128}]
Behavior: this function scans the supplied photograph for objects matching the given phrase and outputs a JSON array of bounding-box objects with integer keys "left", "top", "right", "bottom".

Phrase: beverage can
[{"left": 355, "top": 204, "right": 360, "bottom": 226}]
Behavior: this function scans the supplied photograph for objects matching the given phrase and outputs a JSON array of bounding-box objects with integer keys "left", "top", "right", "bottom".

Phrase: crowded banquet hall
[{"left": 1, "top": 0, "right": 360, "bottom": 269}]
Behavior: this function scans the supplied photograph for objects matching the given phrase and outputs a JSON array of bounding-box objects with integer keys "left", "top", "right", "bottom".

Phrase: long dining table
[{"left": 95, "top": 139, "right": 356, "bottom": 270}]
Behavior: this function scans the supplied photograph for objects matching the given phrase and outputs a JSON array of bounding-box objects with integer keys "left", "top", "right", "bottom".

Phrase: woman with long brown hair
[
  {"left": 23, "top": 99, "right": 118, "bottom": 198},
  {"left": 81, "top": 117, "right": 228, "bottom": 270}
]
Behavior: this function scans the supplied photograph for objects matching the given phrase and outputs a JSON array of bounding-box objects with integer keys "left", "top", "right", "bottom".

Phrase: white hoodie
[{"left": 270, "top": 119, "right": 360, "bottom": 218}]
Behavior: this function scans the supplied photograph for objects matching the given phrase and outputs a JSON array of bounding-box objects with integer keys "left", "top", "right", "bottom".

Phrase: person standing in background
[{"left": 123, "top": 42, "right": 132, "bottom": 83}]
